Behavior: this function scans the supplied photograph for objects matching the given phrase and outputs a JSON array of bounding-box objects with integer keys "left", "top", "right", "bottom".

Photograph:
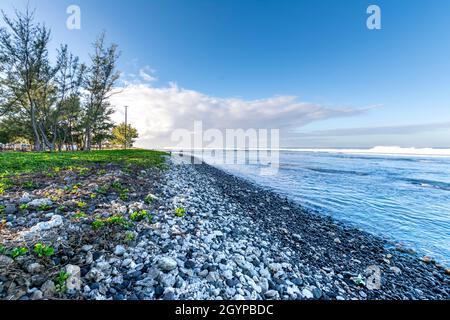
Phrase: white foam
[{"left": 279, "top": 146, "right": 450, "bottom": 157}]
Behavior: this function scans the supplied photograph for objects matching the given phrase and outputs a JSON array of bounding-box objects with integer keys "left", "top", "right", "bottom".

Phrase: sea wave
[{"left": 280, "top": 146, "right": 450, "bottom": 157}]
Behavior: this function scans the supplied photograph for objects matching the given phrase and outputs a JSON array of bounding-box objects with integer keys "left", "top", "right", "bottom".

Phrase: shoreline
[
  {"left": 185, "top": 158, "right": 450, "bottom": 299},
  {"left": 1, "top": 153, "right": 449, "bottom": 300}
]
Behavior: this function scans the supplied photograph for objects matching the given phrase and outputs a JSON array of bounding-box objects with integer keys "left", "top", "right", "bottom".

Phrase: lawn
[{"left": 0, "top": 149, "right": 169, "bottom": 177}]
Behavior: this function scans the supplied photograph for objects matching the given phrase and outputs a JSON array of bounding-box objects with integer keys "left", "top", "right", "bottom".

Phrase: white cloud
[
  {"left": 138, "top": 66, "right": 158, "bottom": 82},
  {"left": 109, "top": 83, "right": 366, "bottom": 148}
]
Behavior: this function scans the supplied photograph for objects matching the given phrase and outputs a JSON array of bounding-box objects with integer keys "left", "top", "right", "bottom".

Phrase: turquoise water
[{"left": 194, "top": 150, "right": 450, "bottom": 265}]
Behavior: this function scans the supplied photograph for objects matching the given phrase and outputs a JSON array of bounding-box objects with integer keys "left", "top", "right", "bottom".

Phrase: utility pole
[{"left": 124, "top": 106, "right": 128, "bottom": 149}]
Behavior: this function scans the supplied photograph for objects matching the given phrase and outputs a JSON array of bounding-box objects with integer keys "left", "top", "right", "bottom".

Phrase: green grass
[{"left": 0, "top": 149, "right": 169, "bottom": 177}]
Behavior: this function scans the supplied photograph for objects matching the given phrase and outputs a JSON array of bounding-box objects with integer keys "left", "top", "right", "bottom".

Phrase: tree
[
  {"left": 0, "top": 7, "right": 120, "bottom": 152},
  {"left": 111, "top": 123, "right": 138, "bottom": 148},
  {"left": 0, "top": 8, "right": 84, "bottom": 151},
  {"left": 0, "top": 7, "right": 52, "bottom": 150},
  {"left": 82, "top": 33, "right": 120, "bottom": 150}
]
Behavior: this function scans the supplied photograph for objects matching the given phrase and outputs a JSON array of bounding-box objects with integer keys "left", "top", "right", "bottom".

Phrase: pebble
[{"left": 157, "top": 257, "right": 178, "bottom": 272}]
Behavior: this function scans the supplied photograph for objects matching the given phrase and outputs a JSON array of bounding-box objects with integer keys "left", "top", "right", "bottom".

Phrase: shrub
[
  {"left": 73, "top": 211, "right": 88, "bottom": 219},
  {"left": 144, "top": 194, "right": 157, "bottom": 204},
  {"left": 33, "top": 243, "right": 55, "bottom": 257},
  {"left": 175, "top": 207, "right": 186, "bottom": 217},
  {"left": 10, "top": 247, "right": 28, "bottom": 258},
  {"left": 130, "top": 210, "right": 152, "bottom": 222},
  {"left": 91, "top": 219, "right": 105, "bottom": 230},
  {"left": 125, "top": 231, "right": 135, "bottom": 242},
  {"left": 38, "top": 204, "right": 52, "bottom": 211},
  {"left": 55, "top": 270, "right": 70, "bottom": 293},
  {"left": 77, "top": 201, "right": 87, "bottom": 208},
  {"left": 19, "top": 204, "right": 29, "bottom": 211}
]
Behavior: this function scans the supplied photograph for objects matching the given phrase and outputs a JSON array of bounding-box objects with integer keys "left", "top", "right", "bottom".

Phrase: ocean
[{"left": 188, "top": 147, "right": 450, "bottom": 265}]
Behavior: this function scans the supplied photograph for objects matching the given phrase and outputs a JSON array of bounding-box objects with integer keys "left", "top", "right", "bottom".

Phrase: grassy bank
[{"left": 0, "top": 149, "right": 169, "bottom": 177}]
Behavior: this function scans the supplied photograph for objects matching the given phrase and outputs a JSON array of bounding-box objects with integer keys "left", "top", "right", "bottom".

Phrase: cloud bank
[{"left": 109, "top": 83, "right": 366, "bottom": 148}]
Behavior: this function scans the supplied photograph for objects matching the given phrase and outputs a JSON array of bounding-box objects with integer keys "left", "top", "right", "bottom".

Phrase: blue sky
[{"left": 1, "top": 0, "right": 450, "bottom": 148}]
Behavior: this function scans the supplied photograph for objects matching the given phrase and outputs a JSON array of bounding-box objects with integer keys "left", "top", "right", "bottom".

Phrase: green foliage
[
  {"left": 0, "top": 244, "right": 6, "bottom": 255},
  {"left": 96, "top": 184, "right": 110, "bottom": 195},
  {"left": 19, "top": 204, "right": 30, "bottom": 211},
  {"left": 125, "top": 231, "right": 135, "bottom": 242},
  {"left": 144, "top": 194, "right": 157, "bottom": 204},
  {"left": 73, "top": 211, "right": 88, "bottom": 219},
  {"left": 23, "top": 181, "right": 37, "bottom": 189},
  {"left": 110, "top": 123, "right": 139, "bottom": 148},
  {"left": 130, "top": 210, "right": 152, "bottom": 222},
  {"left": 104, "top": 215, "right": 129, "bottom": 227},
  {"left": 33, "top": 243, "right": 55, "bottom": 257},
  {"left": 92, "top": 215, "right": 130, "bottom": 230},
  {"left": 10, "top": 247, "right": 28, "bottom": 258},
  {"left": 175, "top": 207, "right": 186, "bottom": 217},
  {"left": 91, "top": 219, "right": 105, "bottom": 230},
  {"left": 38, "top": 204, "right": 52, "bottom": 211},
  {"left": 76, "top": 201, "right": 87, "bottom": 208},
  {"left": 111, "top": 180, "right": 130, "bottom": 201},
  {"left": 55, "top": 271, "right": 70, "bottom": 293}
]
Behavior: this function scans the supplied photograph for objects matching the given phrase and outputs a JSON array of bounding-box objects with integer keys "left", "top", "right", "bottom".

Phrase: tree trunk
[
  {"left": 85, "top": 126, "right": 92, "bottom": 151},
  {"left": 30, "top": 105, "right": 42, "bottom": 151}
]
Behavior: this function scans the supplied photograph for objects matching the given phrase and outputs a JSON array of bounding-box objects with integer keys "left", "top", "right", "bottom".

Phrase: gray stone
[
  {"left": 159, "top": 273, "right": 176, "bottom": 287},
  {"left": 264, "top": 290, "right": 278, "bottom": 299},
  {"left": 3, "top": 204, "right": 17, "bottom": 215},
  {"left": 28, "top": 198, "right": 53, "bottom": 207},
  {"left": 0, "top": 255, "right": 14, "bottom": 268},
  {"left": 31, "top": 290, "right": 43, "bottom": 300},
  {"left": 66, "top": 264, "right": 81, "bottom": 293},
  {"left": 27, "top": 263, "right": 44, "bottom": 274},
  {"left": 302, "top": 288, "right": 314, "bottom": 299},
  {"left": 114, "top": 245, "right": 126, "bottom": 256},
  {"left": 157, "top": 257, "right": 178, "bottom": 272},
  {"left": 41, "top": 280, "right": 56, "bottom": 298}
]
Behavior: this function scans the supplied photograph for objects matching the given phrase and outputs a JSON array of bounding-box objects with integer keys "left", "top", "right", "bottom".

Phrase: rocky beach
[{"left": 1, "top": 153, "right": 449, "bottom": 300}]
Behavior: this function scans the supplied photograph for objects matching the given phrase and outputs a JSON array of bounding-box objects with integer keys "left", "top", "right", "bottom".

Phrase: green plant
[
  {"left": 105, "top": 215, "right": 130, "bottom": 227},
  {"left": 10, "top": 247, "right": 28, "bottom": 258},
  {"left": 73, "top": 211, "right": 88, "bottom": 219},
  {"left": 19, "top": 203, "right": 29, "bottom": 211},
  {"left": 38, "top": 204, "right": 52, "bottom": 211},
  {"left": 119, "top": 192, "right": 129, "bottom": 201},
  {"left": 144, "top": 194, "right": 157, "bottom": 204},
  {"left": 90, "top": 193, "right": 97, "bottom": 199},
  {"left": 23, "top": 181, "right": 36, "bottom": 189},
  {"left": 78, "top": 167, "right": 90, "bottom": 176},
  {"left": 130, "top": 210, "right": 152, "bottom": 222},
  {"left": 0, "top": 244, "right": 6, "bottom": 255},
  {"left": 92, "top": 214, "right": 132, "bottom": 230},
  {"left": 33, "top": 243, "right": 55, "bottom": 257},
  {"left": 55, "top": 270, "right": 70, "bottom": 293},
  {"left": 125, "top": 231, "right": 135, "bottom": 242},
  {"left": 0, "top": 205, "right": 5, "bottom": 214},
  {"left": 175, "top": 207, "right": 186, "bottom": 217},
  {"left": 91, "top": 219, "right": 105, "bottom": 230},
  {"left": 352, "top": 274, "right": 366, "bottom": 286},
  {"left": 76, "top": 201, "right": 87, "bottom": 208}
]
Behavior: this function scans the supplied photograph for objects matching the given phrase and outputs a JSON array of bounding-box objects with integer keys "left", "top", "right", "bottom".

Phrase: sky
[{"left": 1, "top": 0, "right": 450, "bottom": 148}]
